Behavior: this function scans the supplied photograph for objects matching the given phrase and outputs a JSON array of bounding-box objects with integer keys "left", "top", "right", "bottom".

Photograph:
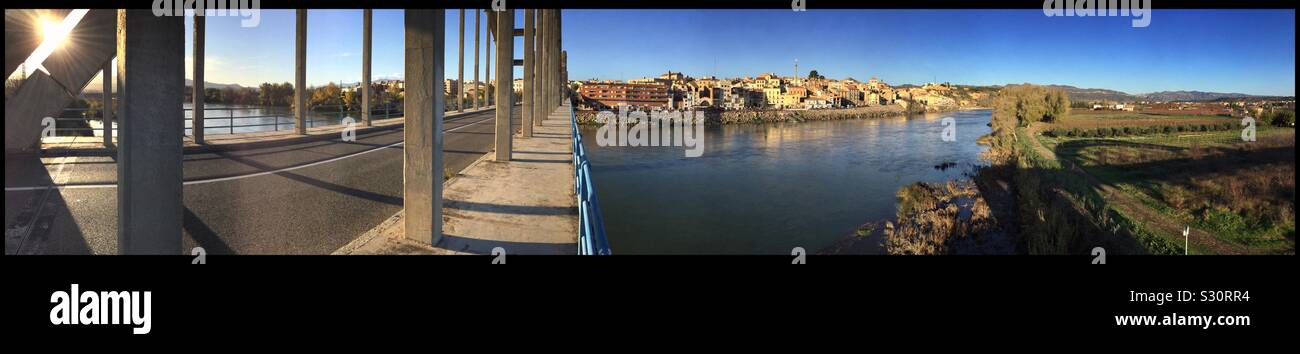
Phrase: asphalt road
[{"left": 3, "top": 106, "right": 522, "bottom": 254}]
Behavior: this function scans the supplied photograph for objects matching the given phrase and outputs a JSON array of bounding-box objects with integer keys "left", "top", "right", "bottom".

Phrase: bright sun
[
  {"left": 23, "top": 10, "right": 87, "bottom": 76},
  {"left": 39, "top": 16, "right": 73, "bottom": 48}
]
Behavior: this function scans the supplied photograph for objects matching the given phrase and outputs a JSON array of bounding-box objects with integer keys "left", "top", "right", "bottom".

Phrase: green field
[{"left": 1039, "top": 123, "right": 1295, "bottom": 255}]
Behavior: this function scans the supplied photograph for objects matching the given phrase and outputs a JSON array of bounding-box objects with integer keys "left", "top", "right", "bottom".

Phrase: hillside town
[{"left": 568, "top": 69, "right": 990, "bottom": 113}]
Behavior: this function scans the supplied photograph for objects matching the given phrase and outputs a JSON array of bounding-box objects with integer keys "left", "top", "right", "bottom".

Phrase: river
[{"left": 580, "top": 109, "right": 993, "bottom": 254}]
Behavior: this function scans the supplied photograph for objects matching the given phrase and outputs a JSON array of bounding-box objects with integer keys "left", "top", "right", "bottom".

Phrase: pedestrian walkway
[{"left": 334, "top": 102, "right": 578, "bottom": 255}]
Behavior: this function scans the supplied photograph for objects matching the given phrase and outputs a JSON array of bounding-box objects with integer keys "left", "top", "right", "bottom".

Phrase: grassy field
[{"left": 1038, "top": 115, "right": 1295, "bottom": 254}]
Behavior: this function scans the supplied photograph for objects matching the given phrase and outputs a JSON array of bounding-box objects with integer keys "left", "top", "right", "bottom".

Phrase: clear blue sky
[{"left": 173, "top": 9, "right": 1294, "bottom": 96}]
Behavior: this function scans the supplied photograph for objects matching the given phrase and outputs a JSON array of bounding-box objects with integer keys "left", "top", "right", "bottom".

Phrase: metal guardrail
[
  {"left": 570, "top": 100, "right": 612, "bottom": 255},
  {"left": 182, "top": 104, "right": 404, "bottom": 135},
  {"left": 41, "top": 105, "right": 405, "bottom": 140}
]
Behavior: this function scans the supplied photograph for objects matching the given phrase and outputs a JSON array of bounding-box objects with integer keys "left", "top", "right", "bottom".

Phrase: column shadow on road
[
  {"left": 4, "top": 155, "right": 93, "bottom": 255},
  {"left": 444, "top": 199, "right": 577, "bottom": 216},
  {"left": 182, "top": 206, "right": 236, "bottom": 255},
  {"left": 211, "top": 150, "right": 403, "bottom": 207},
  {"left": 435, "top": 233, "right": 576, "bottom": 255}
]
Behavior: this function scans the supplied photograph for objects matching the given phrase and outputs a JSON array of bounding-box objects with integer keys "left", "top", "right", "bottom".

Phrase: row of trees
[{"left": 181, "top": 82, "right": 406, "bottom": 111}]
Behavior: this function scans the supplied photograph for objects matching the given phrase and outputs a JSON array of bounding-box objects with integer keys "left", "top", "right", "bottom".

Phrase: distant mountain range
[
  {"left": 1136, "top": 90, "right": 1260, "bottom": 102},
  {"left": 84, "top": 80, "right": 244, "bottom": 94},
  {"left": 1019, "top": 84, "right": 1269, "bottom": 102},
  {"left": 184, "top": 79, "right": 245, "bottom": 90}
]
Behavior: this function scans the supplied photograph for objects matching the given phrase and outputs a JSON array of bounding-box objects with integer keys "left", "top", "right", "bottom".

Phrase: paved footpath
[{"left": 335, "top": 102, "right": 578, "bottom": 255}]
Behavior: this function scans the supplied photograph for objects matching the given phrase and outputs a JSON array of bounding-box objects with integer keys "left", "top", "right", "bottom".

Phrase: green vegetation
[
  {"left": 980, "top": 85, "right": 1198, "bottom": 254},
  {"left": 1258, "top": 109, "right": 1295, "bottom": 127},
  {"left": 1047, "top": 130, "right": 1295, "bottom": 254}
]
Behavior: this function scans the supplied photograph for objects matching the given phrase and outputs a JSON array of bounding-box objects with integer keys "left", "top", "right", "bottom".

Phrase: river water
[{"left": 580, "top": 109, "right": 993, "bottom": 254}]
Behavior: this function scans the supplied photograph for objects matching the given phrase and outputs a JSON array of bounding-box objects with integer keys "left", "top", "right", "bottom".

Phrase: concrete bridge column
[
  {"left": 473, "top": 9, "right": 481, "bottom": 111},
  {"left": 192, "top": 14, "right": 205, "bottom": 143},
  {"left": 362, "top": 9, "right": 372, "bottom": 126},
  {"left": 116, "top": 9, "right": 184, "bottom": 254},
  {"left": 556, "top": 11, "right": 565, "bottom": 105},
  {"left": 494, "top": 9, "right": 514, "bottom": 162},
  {"left": 403, "top": 9, "right": 446, "bottom": 245},
  {"left": 544, "top": 10, "right": 554, "bottom": 112},
  {"left": 485, "top": 11, "right": 491, "bottom": 107},
  {"left": 522, "top": 9, "right": 535, "bottom": 136},
  {"left": 536, "top": 10, "right": 548, "bottom": 121},
  {"left": 561, "top": 50, "right": 568, "bottom": 101},
  {"left": 294, "top": 9, "right": 307, "bottom": 135},
  {"left": 458, "top": 9, "right": 465, "bottom": 113},
  {"left": 101, "top": 62, "right": 113, "bottom": 147},
  {"left": 550, "top": 10, "right": 560, "bottom": 111}
]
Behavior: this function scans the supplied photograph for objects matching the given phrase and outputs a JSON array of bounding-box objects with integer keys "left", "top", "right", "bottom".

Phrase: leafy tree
[{"left": 310, "top": 82, "right": 343, "bottom": 109}]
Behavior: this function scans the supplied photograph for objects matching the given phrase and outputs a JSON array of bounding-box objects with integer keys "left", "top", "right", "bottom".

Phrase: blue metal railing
[{"left": 570, "top": 100, "right": 612, "bottom": 255}]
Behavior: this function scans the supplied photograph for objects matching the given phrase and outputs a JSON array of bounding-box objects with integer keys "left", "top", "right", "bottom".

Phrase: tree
[
  {"left": 204, "top": 87, "right": 222, "bottom": 104},
  {"left": 260, "top": 82, "right": 295, "bottom": 107},
  {"left": 310, "top": 82, "right": 342, "bottom": 109},
  {"left": 807, "top": 70, "right": 825, "bottom": 80}
]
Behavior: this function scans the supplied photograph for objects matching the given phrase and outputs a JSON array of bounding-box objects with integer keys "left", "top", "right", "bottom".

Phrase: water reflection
[{"left": 580, "top": 109, "right": 993, "bottom": 254}]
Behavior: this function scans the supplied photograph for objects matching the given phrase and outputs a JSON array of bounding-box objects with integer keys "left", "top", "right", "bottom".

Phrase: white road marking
[{"left": 5, "top": 114, "right": 498, "bottom": 192}]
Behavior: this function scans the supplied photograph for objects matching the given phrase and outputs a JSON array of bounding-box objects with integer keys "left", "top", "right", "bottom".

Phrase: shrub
[
  {"left": 1268, "top": 110, "right": 1295, "bottom": 127},
  {"left": 1162, "top": 126, "right": 1174, "bottom": 134}
]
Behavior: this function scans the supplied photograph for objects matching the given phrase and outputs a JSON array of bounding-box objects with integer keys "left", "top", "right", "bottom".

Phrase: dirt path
[{"left": 1023, "top": 123, "right": 1248, "bottom": 255}]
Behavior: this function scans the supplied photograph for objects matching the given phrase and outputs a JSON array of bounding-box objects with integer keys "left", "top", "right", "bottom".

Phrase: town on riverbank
[{"left": 568, "top": 69, "right": 992, "bottom": 125}]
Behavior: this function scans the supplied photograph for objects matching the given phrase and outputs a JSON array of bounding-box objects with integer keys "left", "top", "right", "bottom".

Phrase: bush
[
  {"left": 1162, "top": 126, "right": 1174, "bottom": 134},
  {"left": 1123, "top": 126, "right": 1134, "bottom": 135},
  {"left": 1266, "top": 110, "right": 1295, "bottom": 127}
]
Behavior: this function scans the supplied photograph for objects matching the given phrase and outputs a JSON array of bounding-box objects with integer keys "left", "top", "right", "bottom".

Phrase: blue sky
[{"left": 171, "top": 9, "right": 1294, "bottom": 96}]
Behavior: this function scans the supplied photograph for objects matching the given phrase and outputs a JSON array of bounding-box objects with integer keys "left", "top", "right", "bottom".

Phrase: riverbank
[{"left": 575, "top": 104, "right": 910, "bottom": 126}]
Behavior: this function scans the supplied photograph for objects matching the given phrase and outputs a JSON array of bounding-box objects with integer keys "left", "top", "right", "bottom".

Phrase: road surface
[{"left": 4, "top": 106, "right": 522, "bottom": 254}]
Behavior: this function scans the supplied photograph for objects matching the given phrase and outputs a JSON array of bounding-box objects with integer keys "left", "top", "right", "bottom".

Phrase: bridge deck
[{"left": 335, "top": 102, "right": 579, "bottom": 255}]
